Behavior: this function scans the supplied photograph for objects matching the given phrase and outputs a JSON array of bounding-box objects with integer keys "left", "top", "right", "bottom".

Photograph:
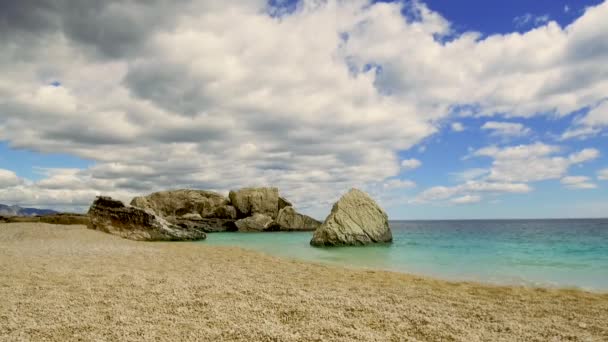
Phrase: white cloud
[
  {"left": 473, "top": 143, "right": 599, "bottom": 182},
  {"left": 417, "top": 142, "right": 599, "bottom": 204},
  {"left": 565, "top": 5, "right": 570, "bottom": 13},
  {"left": 450, "top": 195, "right": 481, "bottom": 205},
  {"left": 450, "top": 168, "right": 489, "bottom": 182},
  {"left": 598, "top": 168, "right": 608, "bottom": 180},
  {"left": 560, "top": 126, "right": 601, "bottom": 140},
  {"left": 415, "top": 180, "right": 531, "bottom": 203},
  {"left": 560, "top": 176, "right": 597, "bottom": 189},
  {"left": 569, "top": 148, "right": 600, "bottom": 163},
  {"left": 513, "top": 13, "right": 550, "bottom": 28},
  {"left": 382, "top": 179, "right": 416, "bottom": 190},
  {"left": 481, "top": 121, "right": 531, "bottom": 137},
  {"left": 401, "top": 158, "right": 422, "bottom": 170},
  {"left": 0, "top": 1, "right": 607, "bottom": 212},
  {"left": 451, "top": 122, "right": 465, "bottom": 132},
  {"left": 561, "top": 101, "right": 608, "bottom": 140},
  {"left": 0, "top": 169, "right": 23, "bottom": 188}
]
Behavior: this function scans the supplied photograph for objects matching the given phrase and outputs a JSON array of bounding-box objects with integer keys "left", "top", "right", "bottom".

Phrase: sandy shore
[{"left": 1, "top": 223, "right": 607, "bottom": 341}]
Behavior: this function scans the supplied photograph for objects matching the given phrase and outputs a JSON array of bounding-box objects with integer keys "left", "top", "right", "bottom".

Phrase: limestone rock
[
  {"left": 235, "top": 213, "right": 280, "bottom": 232},
  {"left": 276, "top": 206, "right": 321, "bottom": 231},
  {"left": 130, "top": 189, "right": 236, "bottom": 220},
  {"left": 310, "top": 189, "right": 392, "bottom": 247},
  {"left": 278, "top": 196, "right": 292, "bottom": 210},
  {"left": 228, "top": 187, "right": 280, "bottom": 218},
  {"left": 169, "top": 216, "right": 237, "bottom": 233},
  {"left": 88, "top": 196, "right": 207, "bottom": 241}
]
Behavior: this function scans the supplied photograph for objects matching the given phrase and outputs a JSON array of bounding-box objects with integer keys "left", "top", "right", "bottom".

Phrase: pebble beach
[{"left": 2, "top": 223, "right": 607, "bottom": 341}]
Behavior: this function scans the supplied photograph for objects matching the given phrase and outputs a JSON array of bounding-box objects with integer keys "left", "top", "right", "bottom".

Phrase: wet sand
[{"left": 1, "top": 223, "right": 607, "bottom": 341}]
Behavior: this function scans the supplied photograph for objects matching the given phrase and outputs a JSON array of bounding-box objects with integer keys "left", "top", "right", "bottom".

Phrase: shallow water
[{"left": 201, "top": 219, "right": 608, "bottom": 291}]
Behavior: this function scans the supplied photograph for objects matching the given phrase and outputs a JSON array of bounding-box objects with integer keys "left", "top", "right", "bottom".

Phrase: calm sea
[{"left": 201, "top": 219, "right": 608, "bottom": 291}]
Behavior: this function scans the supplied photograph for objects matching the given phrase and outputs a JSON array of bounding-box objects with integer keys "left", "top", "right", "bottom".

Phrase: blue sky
[{"left": 0, "top": 0, "right": 607, "bottom": 218}]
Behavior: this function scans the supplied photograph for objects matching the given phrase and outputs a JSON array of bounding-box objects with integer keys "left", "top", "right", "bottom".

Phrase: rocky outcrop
[
  {"left": 235, "top": 213, "right": 280, "bottom": 232},
  {"left": 229, "top": 187, "right": 280, "bottom": 219},
  {"left": 117, "top": 187, "right": 316, "bottom": 234},
  {"left": 310, "top": 189, "right": 392, "bottom": 247},
  {"left": 131, "top": 189, "right": 236, "bottom": 219},
  {"left": 276, "top": 206, "right": 320, "bottom": 231},
  {"left": 88, "top": 196, "right": 207, "bottom": 241},
  {"left": 130, "top": 189, "right": 237, "bottom": 232}
]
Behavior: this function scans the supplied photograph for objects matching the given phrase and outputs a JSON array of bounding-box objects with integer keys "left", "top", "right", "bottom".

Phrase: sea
[{"left": 201, "top": 219, "right": 608, "bottom": 291}]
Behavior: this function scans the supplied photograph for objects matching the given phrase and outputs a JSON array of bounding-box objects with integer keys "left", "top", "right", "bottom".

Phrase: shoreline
[
  {"left": 202, "top": 241, "right": 608, "bottom": 294},
  {"left": 2, "top": 223, "right": 608, "bottom": 341}
]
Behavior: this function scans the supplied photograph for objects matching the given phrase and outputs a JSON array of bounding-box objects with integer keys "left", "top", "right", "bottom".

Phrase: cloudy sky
[{"left": 1, "top": 0, "right": 607, "bottom": 219}]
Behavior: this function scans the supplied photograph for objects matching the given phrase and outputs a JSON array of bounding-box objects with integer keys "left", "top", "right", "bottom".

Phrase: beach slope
[{"left": 1, "top": 223, "right": 607, "bottom": 341}]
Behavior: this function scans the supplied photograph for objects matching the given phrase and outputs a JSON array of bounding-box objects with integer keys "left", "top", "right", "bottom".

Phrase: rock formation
[
  {"left": 88, "top": 196, "right": 207, "bottom": 241},
  {"left": 131, "top": 189, "right": 236, "bottom": 219},
  {"left": 276, "top": 206, "right": 321, "bottom": 231},
  {"left": 234, "top": 213, "right": 280, "bottom": 232},
  {"left": 113, "top": 187, "right": 316, "bottom": 233},
  {"left": 130, "top": 189, "right": 237, "bottom": 232},
  {"left": 228, "top": 187, "right": 280, "bottom": 218},
  {"left": 310, "top": 188, "right": 392, "bottom": 247}
]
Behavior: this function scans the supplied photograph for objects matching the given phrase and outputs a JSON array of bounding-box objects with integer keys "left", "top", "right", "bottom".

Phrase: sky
[{"left": 0, "top": 0, "right": 607, "bottom": 219}]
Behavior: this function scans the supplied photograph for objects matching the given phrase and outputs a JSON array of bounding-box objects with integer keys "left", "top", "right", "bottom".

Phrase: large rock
[
  {"left": 310, "top": 189, "right": 392, "bottom": 247},
  {"left": 170, "top": 216, "right": 237, "bottom": 233},
  {"left": 234, "top": 213, "right": 280, "bottom": 232},
  {"left": 228, "top": 187, "right": 280, "bottom": 219},
  {"left": 88, "top": 196, "right": 207, "bottom": 241},
  {"left": 131, "top": 189, "right": 236, "bottom": 220},
  {"left": 276, "top": 206, "right": 321, "bottom": 231}
]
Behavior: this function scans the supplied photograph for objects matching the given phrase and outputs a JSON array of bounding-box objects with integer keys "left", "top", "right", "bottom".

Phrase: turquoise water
[{"left": 201, "top": 219, "right": 608, "bottom": 291}]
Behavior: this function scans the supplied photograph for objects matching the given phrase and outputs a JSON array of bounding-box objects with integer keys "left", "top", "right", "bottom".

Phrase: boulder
[
  {"left": 276, "top": 206, "right": 321, "bottom": 231},
  {"left": 228, "top": 187, "right": 280, "bottom": 218},
  {"left": 310, "top": 189, "right": 392, "bottom": 247},
  {"left": 87, "top": 196, "right": 206, "bottom": 241},
  {"left": 130, "top": 189, "right": 236, "bottom": 220},
  {"left": 235, "top": 213, "right": 280, "bottom": 232}
]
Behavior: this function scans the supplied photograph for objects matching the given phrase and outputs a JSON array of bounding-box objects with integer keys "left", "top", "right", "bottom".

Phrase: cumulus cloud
[
  {"left": 416, "top": 142, "right": 598, "bottom": 204},
  {"left": 0, "top": 169, "right": 23, "bottom": 188},
  {"left": 382, "top": 179, "right": 416, "bottom": 190},
  {"left": 561, "top": 101, "right": 608, "bottom": 140},
  {"left": 598, "top": 168, "right": 608, "bottom": 180},
  {"left": 451, "top": 122, "right": 465, "bottom": 132},
  {"left": 560, "top": 176, "right": 597, "bottom": 189},
  {"left": 0, "top": 0, "right": 608, "bottom": 212},
  {"left": 401, "top": 158, "right": 422, "bottom": 170},
  {"left": 481, "top": 121, "right": 531, "bottom": 137},
  {"left": 415, "top": 180, "right": 531, "bottom": 203},
  {"left": 450, "top": 195, "right": 482, "bottom": 205},
  {"left": 473, "top": 143, "right": 599, "bottom": 183}
]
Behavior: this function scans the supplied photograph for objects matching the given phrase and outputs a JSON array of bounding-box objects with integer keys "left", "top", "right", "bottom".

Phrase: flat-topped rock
[
  {"left": 310, "top": 188, "right": 392, "bottom": 247},
  {"left": 229, "top": 187, "right": 280, "bottom": 219},
  {"left": 88, "top": 196, "right": 207, "bottom": 241},
  {"left": 276, "top": 206, "right": 321, "bottom": 231}
]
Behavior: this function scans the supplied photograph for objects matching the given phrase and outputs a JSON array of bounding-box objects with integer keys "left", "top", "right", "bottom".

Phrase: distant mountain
[{"left": 0, "top": 204, "right": 58, "bottom": 217}]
